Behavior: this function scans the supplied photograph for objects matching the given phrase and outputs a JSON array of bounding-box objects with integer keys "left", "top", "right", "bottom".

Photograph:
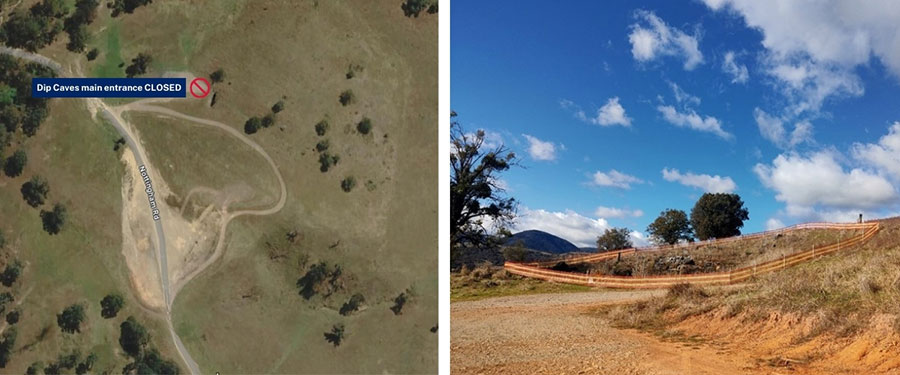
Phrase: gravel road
[{"left": 452, "top": 290, "right": 751, "bottom": 374}]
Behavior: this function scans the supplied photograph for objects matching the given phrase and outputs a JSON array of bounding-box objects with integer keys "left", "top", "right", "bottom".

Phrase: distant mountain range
[{"left": 505, "top": 230, "right": 582, "bottom": 254}]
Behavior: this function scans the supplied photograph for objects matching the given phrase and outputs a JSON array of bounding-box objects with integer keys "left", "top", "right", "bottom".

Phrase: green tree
[
  {"left": 450, "top": 112, "right": 517, "bottom": 250},
  {"left": 3, "top": 149, "right": 26, "bottom": 177},
  {"left": 86, "top": 48, "right": 99, "bottom": 60},
  {"left": 402, "top": 0, "right": 433, "bottom": 17},
  {"left": 21, "top": 175, "right": 50, "bottom": 207},
  {"left": 315, "top": 139, "right": 329, "bottom": 152},
  {"left": 5, "top": 310, "right": 18, "bottom": 325},
  {"left": 119, "top": 316, "right": 149, "bottom": 357},
  {"left": 339, "top": 293, "right": 365, "bottom": 316},
  {"left": 244, "top": 116, "right": 261, "bottom": 134},
  {"left": 323, "top": 324, "right": 345, "bottom": 347},
  {"left": 272, "top": 100, "right": 284, "bottom": 113},
  {"left": 340, "top": 176, "right": 356, "bottom": 192},
  {"left": 261, "top": 113, "right": 275, "bottom": 128},
  {"left": 646, "top": 209, "right": 693, "bottom": 245},
  {"left": 125, "top": 53, "right": 151, "bottom": 78},
  {"left": 40, "top": 203, "right": 67, "bottom": 235},
  {"left": 124, "top": 348, "right": 179, "bottom": 375},
  {"left": 65, "top": 23, "right": 88, "bottom": 52},
  {"left": 690, "top": 193, "right": 750, "bottom": 240},
  {"left": 596, "top": 227, "right": 633, "bottom": 252},
  {"left": 318, "top": 152, "right": 339, "bottom": 172},
  {"left": 357, "top": 117, "right": 372, "bottom": 135},
  {"left": 22, "top": 104, "right": 48, "bottom": 137},
  {"left": 75, "top": 352, "right": 97, "bottom": 375},
  {"left": 0, "top": 327, "right": 16, "bottom": 368},
  {"left": 100, "top": 293, "right": 125, "bottom": 318},
  {"left": 314, "top": 119, "right": 329, "bottom": 136},
  {"left": 56, "top": 304, "right": 85, "bottom": 333},
  {"left": 0, "top": 260, "right": 22, "bottom": 287},
  {"left": 339, "top": 90, "right": 354, "bottom": 106},
  {"left": 209, "top": 68, "right": 225, "bottom": 83}
]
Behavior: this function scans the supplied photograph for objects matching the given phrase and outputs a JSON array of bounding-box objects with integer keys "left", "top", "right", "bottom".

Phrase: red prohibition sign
[{"left": 189, "top": 77, "right": 211, "bottom": 99}]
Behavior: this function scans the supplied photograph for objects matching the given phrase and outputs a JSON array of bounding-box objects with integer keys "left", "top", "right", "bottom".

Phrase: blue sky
[{"left": 451, "top": 1, "right": 900, "bottom": 247}]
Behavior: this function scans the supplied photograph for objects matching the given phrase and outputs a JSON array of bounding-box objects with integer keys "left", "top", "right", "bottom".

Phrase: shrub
[
  {"left": 210, "top": 68, "right": 225, "bottom": 83},
  {"left": 340, "top": 176, "right": 356, "bottom": 192},
  {"left": 318, "top": 152, "right": 340, "bottom": 172},
  {"left": 390, "top": 291, "right": 408, "bottom": 315},
  {"left": 5, "top": 310, "right": 18, "bottom": 325},
  {"left": 357, "top": 117, "right": 372, "bottom": 135},
  {"left": 124, "top": 53, "right": 152, "bottom": 78},
  {"left": 272, "top": 100, "right": 285, "bottom": 113},
  {"left": 324, "top": 324, "right": 344, "bottom": 346},
  {"left": 40, "top": 203, "right": 67, "bottom": 235},
  {"left": 666, "top": 283, "right": 708, "bottom": 300},
  {"left": 316, "top": 139, "right": 329, "bottom": 152},
  {"left": 86, "top": 48, "right": 99, "bottom": 61},
  {"left": 3, "top": 150, "right": 27, "bottom": 177},
  {"left": 244, "top": 116, "right": 261, "bottom": 134},
  {"left": 57, "top": 304, "right": 85, "bottom": 333},
  {"left": 100, "top": 293, "right": 125, "bottom": 318},
  {"left": 0, "top": 260, "right": 22, "bottom": 287},
  {"left": 315, "top": 120, "right": 329, "bottom": 136},
  {"left": 339, "top": 90, "right": 354, "bottom": 106},
  {"left": 261, "top": 113, "right": 275, "bottom": 128},
  {"left": 339, "top": 294, "right": 365, "bottom": 316},
  {"left": 21, "top": 175, "right": 49, "bottom": 207}
]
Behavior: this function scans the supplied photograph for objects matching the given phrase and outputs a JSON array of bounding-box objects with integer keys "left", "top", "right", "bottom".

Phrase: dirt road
[{"left": 452, "top": 291, "right": 755, "bottom": 374}]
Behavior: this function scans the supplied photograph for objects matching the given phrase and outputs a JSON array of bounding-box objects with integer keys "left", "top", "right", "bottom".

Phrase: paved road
[{"left": 1, "top": 48, "right": 201, "bottom": 375}]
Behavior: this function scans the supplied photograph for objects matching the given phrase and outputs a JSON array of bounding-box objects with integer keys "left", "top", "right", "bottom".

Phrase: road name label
[
  {"left": 32, "top": 78, "right": 186, "bottom": 98},
  {"left": 139, "top": 165, "right": 161, "bottom": 221}
]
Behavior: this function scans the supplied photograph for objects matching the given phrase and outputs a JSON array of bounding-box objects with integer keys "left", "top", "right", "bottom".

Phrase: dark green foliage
[
  {"left": 647, "top": 209, "right": 694, "bottom": 245},
  {"left": 340, "top": 176, "right": 356, "bottom": 192},
  {"left": 596, "top": 227, "right": 632, "bottom": 252},
  {"left": 0, "top": 327, "right": 16, "bottom": 368},
  {"left": 56, "top": 304, "right": 85, "bottom": 333},
  {"left": 345, "top": 64, "right": 363, "bottom": 79},
  {"left": 40, "top": 203, "right": 67, "bottom": 235},
  {"left": 690, "top": 193, "right": 750, "bottom": 241},
  {"left": 57, "top": 351, "right": 79, "bottom": 369},
  {"left": 338, "top": 90, "right": 354, "bottom": 106},
  {"left": 3, "top": 149, "right": 26, "bottom": 177},
  {"left": 427, "top": 3, "right": 438, "bottom": 13},
  {"left": 390, "top": 291, "right": 408, "bottom": 315},
  {"left": 23, "top": 103, "right": 49, "bottom": 136},
  {"left": 402, "top": 0, "right": 433, "bottom": 17},
  {"left": 261, "top": 113, "right": 275, "bottom": 128},
  {"left": 244, "top": 116, "right": 261, "bottom": 134},
  {"left": 296, "top": 262, "right": 342, "bottom": 300},
  {"left": 0, "top": 293, "right": 12, "bottom": 314},
  {"left": 21, "top": 175, "right": 49, "bottom": 207},
  {"left": 65, "top": 23, "right": 88, "bottom": 52},
  {"left": 315, "top": 119, "right": 329, "bottom": 136},
  {"left": 86, "top": 48, "right": 99, "bottom": 60},
  {"left": 44, "top": 362, "right": 61, "bottom": 375},
  {"left": 109, "top": 0, "right": 153, "bottom": 17},
  {"left": 323, "top": 324, "right": 344, "bottom": 347},
  {"left": 0, "top": 260, "right": 22, "bottom": 287},
  {"left": 100, "top": 293, "right": 125, "bottom": 318},
  {"left": 75, "top": 352, "right": 97, "bottom": 375},
  {"left": 209, "top": 68, "right": 225, "bottom": 83},
  {"left": 502, "top": 241, "right": 529, "bottom": 262},
  {"left": 357, "top": 117, "right": 372, "bottom": 135},
  {"left": 119, "top": 316, "right": 149, "bottom": 357},
  {"left": 339, "top": 293, "right": 365, "bottom": 316},
  {"left": 5, "top": 310, "right": 18, "bottom": 325},
  {"left": 450, "top": 113, "right": 518, "bottom": 249},
  {"left": 272, "top": 100, "right": 284, "bottom": 113},
  {"left": 125, "top": 53, "right": 151, "bottom": 78},
  {"left": 123, "top": 349, "right": 179, "bottom": 375},
  {"left": 318, "top": 152, "right": 340, "bottom": 172},
  {"left": 315, "top": 139, "right": 329, "bottom": 152},
  {"left": 0, "top": 231, "right": 4, "bottom": 249},
  {"left": 26, "top": 362, "right": 40, "bottom": 375},
  {"left": 0, "top": 1, "right": 65, "bottom": 52}
]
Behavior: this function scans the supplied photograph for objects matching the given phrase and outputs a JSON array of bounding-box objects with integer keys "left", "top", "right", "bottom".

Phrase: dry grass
[{"left": 451, "top": 263, "right": 592, "bottom": 302}]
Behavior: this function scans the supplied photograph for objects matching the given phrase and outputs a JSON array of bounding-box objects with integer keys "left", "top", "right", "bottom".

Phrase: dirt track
[{"left": 452, "top": 291, "right": 757, "bottom": 375}]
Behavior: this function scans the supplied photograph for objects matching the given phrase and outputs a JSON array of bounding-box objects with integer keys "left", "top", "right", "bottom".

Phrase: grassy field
[
  {"left": 0, "top": 98, "right": 179, "bottom": 372},
  {"left": 129, "top": 111, "right": 280, "bottom": 211},
  {"left": 87, "top": 0, "right": 439, "bottom": 372},
  {"left": 451, "top": 266, "right": 593, "bottom": 302}
]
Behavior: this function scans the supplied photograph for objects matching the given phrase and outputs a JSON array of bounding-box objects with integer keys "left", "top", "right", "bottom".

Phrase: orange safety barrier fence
[{"left": 504, "top": 222, "right": 880, "bottom": 289}]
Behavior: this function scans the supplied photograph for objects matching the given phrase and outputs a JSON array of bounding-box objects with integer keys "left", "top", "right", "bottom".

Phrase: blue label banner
[{"left": 32, "top": 78, "right": 187, "bottom": 98}]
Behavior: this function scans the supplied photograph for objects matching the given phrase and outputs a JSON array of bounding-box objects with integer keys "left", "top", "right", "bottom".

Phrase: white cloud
[
  {"left": 702, "top": 0, "right": 900, "bottom": 115},
  {"left": 512, "top": 207, "right": 648, "bottom": 248},
  {"left": 668, "top": 81, "right": 701, "bottom": 106},
  {"left": 591, "top": 169, "right": 644, "bottom": 189},
  {"left": 521, "top": 134, "right": 557, "bottom": 161},
  {"left": 753, "top": 151, "right": 897, "bottom": 211},
  {"left": 561, "top": 98, "right": 632, "bottom": 127},
  {"left": 753, "top": 108, "right": 813, "bottom": 148},
  {"left": 594, "top": 206, "right": 644, "bottom": 219},
  {"left": 722, "top": 51, "right": 749, "bottom": 83},
  {"left": 765, "top": 218, "right": 785, "bottom": 230},
  {"left": 853, "top": 122, "right": 900, "bottom": 180},
  {"left": 662, "top": 168, "right": 737, "bottom": 193},
  {"left": 657, "top": 105, "right": 732, "bottom": 139},
  {"left": 628, "top": 10, "right": 704, "bottom": 70},
  {"left": 596, "top": 97, "right": 632, "bottom": 126}
]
